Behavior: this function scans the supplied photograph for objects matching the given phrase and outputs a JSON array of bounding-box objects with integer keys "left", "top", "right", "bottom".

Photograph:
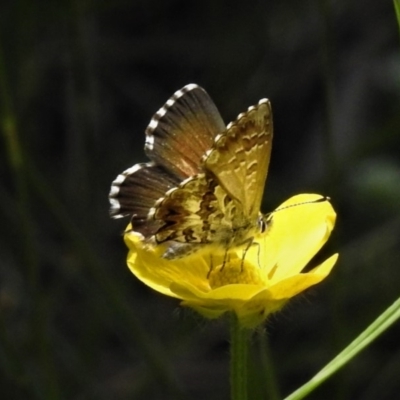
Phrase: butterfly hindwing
[
  {"left": 151, "top": 173, "right": 246, "bottom": 258},
  {"left": 152, "top": 174, "right": 222, "bottom": 244}
]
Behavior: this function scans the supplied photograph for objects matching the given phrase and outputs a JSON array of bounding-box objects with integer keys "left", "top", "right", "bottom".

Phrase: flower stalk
[{"left": 230, "top": 313, "right": 249, "bottom": 400}]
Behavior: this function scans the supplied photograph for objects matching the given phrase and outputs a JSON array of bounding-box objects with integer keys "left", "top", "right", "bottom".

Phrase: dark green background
[{"left": 1, "top": 1, "right": 400, "bottom": 399}]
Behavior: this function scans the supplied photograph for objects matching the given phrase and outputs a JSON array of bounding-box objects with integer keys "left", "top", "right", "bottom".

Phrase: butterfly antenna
[{"left": 265, "top": 196, "right": 330, "bottom": 219}]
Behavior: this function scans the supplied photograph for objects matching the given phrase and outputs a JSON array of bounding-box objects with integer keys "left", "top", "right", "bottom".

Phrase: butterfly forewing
[
  {"left": 145, "top": 84, "right": 225, "bottom": 179},
  {"left": 204, "top": 99, "right": 272, "bottom": 220}
]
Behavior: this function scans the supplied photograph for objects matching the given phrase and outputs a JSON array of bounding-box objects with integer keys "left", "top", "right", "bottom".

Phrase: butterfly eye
[{"left": 258, "top": 217, "right": 267, "bottom": 233}]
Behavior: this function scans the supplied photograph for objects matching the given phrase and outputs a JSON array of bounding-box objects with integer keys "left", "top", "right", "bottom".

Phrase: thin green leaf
[
  {"left": 284, "top": 297, "right": 400, "bottom": 400},
  {"left": 395, "top": 0, "right": 400, "bottom": 38}
]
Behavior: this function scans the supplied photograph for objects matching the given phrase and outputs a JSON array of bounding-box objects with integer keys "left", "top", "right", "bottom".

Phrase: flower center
[{"left": 208, "top": 259, "right": 266, "bottom": 289}]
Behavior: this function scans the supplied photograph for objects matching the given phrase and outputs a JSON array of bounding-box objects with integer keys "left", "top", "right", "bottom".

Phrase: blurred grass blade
[
  {"left": 0, "top": 35, "right": 61, "bottom": 399},
  {"left": 25, "top": 162, "right": 186, "bottom": 399},
  {"left": 395, "top": 0, "right": 400, "bottom": 36},
  {"left": 284, "top": 296, "right": 400, "bottom": 400}
]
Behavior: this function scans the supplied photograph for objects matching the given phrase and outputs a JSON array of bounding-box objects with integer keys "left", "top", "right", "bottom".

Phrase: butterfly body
[{"left": 109, "top": 84, "right": 273, "bottom": 261}]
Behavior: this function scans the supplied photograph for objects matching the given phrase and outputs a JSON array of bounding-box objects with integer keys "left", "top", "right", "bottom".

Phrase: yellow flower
[{"left": 124, "top": 193, "right": 338, "bottom": 328}]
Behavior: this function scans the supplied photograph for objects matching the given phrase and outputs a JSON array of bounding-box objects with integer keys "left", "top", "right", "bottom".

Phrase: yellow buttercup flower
[{"left": 124, "top": 193, "right": 338, "bottom": 328}]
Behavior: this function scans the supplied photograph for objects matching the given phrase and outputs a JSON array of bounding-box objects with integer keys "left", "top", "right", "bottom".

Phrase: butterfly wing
[
  {"left": 145, "top": 84, "right": 225, "bottom": 179},
  {"left": 109, "top": 162, "right": 180, "bottom": 236},
  {"left": 109, "top": 84, "right": 226, "bottom": 235},
  {"left": 203, "top": 99, "right": 273, "bottom": 220},
  {"left": 151, "top": 173, "right": 238, "bottom": 248}
]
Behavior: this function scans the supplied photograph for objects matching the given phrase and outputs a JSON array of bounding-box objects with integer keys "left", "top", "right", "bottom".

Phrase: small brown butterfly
[{"left": 109, "top": 84, "right": 273, "bottom": 260}]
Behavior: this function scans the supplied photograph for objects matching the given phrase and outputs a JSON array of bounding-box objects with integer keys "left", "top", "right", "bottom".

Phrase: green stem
[
  {"left": 257, "top": 329, "right": 280, "bottom": 400},
  {"left": 230, "top": 313, "right": 249, "bottom": 400},
  {"left": 394, "top": 0, "right": 400, "bottom": 39}
]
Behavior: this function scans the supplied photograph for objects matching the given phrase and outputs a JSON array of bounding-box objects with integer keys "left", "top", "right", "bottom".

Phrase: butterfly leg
[
  {"left": 240, "top": 237, "right": 255, "bottom": 271},
  {"left": 250, "top": 241, "right": 261, "bottom": 267},
  {"left": 207, "top": 255, "right": 214, "bottom": 279},
  {"left": 162, "top": 242, "right": 202, "bottom": 259},
  {"left": 221, "top": 250, "right": 230, "bottom": 271}
]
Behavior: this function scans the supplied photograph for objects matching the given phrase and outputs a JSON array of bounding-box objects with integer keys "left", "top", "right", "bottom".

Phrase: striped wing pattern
[
  {"left": 109, "top": 162, "right": 180, "bottom": 237},
  {"left": 144, "top": 84, "right": 225, "bottom": 179},
  {"left": 109, "top": 84, "right": 225, "bottom": 238}
]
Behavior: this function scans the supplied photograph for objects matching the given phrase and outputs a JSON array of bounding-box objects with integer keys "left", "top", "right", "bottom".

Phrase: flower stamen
[{"left": 208, "top": 260, "right": 266, "bottom": 289}]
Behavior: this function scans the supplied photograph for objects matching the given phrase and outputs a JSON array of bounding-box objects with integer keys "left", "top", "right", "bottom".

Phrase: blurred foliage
[{"left": 1, "top": 0, "right": 400, "bottom": 399}]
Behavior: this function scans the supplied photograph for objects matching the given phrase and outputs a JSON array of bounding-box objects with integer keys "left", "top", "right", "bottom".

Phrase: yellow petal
[
  {"left": 261, "top": 194, "right": 336, "bottom": 280},
  {"left": 171, "top": 281, "right": 264, "bottom": 302},
  {"left": 174, "top": 254, "right": 338, "bottom": 328},
  {"left": 123, "top": 193, "right": 338, "bottom": 328},
  {"left": 125, "top": 231, "right": 210, "bottom": 298},
  {"left": 267, "top": 253, "right": 338, "bottom": 299}
]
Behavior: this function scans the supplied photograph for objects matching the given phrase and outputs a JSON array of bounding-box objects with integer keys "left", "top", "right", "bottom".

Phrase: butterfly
[{"left": 109, "top": 84, "right": 273, "bottom": 261}]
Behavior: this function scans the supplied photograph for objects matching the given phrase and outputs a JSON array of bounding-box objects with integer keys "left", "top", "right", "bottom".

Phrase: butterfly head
[{"left": 257, "top": 214, "right": 271, "bottom": 234}]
